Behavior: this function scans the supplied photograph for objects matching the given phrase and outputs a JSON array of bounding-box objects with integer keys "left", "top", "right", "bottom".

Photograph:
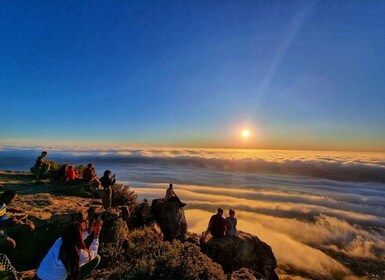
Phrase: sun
[{"left": 241, "top": 129, "right": 250, "bottom": 138}]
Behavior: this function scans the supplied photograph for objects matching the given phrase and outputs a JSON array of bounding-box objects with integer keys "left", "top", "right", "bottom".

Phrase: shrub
[
  {"left": 112, "top": 184, "right": 138, "bottom": 214},
  {"left": 109, "top": 228, "right": 226, "bottom": 280},
  {"left": 43, "top": 160, "right": 85, "bottom": 180},
  {"left": 131, "top": 199, "right": 153, "bottom": 228}
]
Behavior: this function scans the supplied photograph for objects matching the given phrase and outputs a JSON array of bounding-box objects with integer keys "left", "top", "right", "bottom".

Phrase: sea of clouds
[{"left": 1, "top": 144, "right": 384, "bottom": 279}]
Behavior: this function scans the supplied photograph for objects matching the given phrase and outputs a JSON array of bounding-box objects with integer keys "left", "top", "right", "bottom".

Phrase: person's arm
[
  {"left": 207, "top": 217, "right": 212, "bottom": 232},
  {"left": 79, "top": 221, "right": 102, "bottom": 265},
  {"left": 89, "top": 221, "right": 102, "bottom": 256}
]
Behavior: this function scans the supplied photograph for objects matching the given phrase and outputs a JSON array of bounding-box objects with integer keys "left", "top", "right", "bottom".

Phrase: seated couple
[
  {"left": 203, "top": 208, "right": 238, "bottom": 241},
  {"left": 64, "top": 163, "right": 99, "bottom": 185}
]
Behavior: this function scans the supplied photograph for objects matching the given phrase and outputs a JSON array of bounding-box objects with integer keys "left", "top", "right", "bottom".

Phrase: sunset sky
[{"left": 1, "top": 1, "right": 384, "bottom": 151}]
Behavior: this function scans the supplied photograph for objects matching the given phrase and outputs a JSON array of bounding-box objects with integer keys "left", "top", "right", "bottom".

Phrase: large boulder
[
  {"left": 202, "top": 231, "right": 278, "bottom": 280},
  {"left": 151, "top": 198, "right": 187, "bottom": 241}
]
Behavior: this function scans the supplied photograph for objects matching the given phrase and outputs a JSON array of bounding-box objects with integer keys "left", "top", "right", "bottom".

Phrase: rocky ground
[{"left": 0, "top": 170, "right": 279, "bottom": 280}]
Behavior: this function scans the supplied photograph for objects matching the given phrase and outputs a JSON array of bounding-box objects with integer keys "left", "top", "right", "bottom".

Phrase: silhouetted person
[
  {"left": 165, "top": 183, "right": 186, "bottom": 207},
  {"left": 207, "top": 208, "right": 226, "bottom": 238},
  {"left": 99, "top": 170, "right": 116, "bottom": 209},
  {"left": 37, "top": 220, "right": 102, "bottom": 280},
  {"left": 225, "top": 209, "right": 238, "bottom": 236}
]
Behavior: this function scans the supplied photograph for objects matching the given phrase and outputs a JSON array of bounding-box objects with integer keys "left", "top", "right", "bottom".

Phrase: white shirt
[{"left": 37, "top": 232, "right": 99, "bottom": 280}]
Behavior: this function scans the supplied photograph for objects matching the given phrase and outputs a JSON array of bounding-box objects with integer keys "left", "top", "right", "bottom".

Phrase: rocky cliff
[
  {"left": 202, "top": 232, "right": 278, "bottom": 280},
  {"left": 0, "top": 170, "right": 279, "bottom": 280}
]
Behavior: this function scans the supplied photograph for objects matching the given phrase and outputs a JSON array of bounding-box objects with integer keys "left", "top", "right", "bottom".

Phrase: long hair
[{"left": 58, "top": 221, "right": 90, "bottom": 279}]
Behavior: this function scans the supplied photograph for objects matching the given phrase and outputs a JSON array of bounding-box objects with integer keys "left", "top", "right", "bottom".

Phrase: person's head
[
  {"left": 1, "top": 190, "right": 17, "bottom": 204},
  {"left": 59, "top": 220, "right": 89, "bottom": 278},
  {"left": 169, "top": 183, "right": 173, "bottom": 188},
  {"left": 41, "top": 151, "right": 48, "bottom": 157},
  {"left": 87, "top": 163, "right": 93, "bottom": 168},
  {"left": 229, "top": 209, "right": 235, "bottom": 217},
  {"left": 104, "top": 170, "right": 112, "bottom": 177},
  {"left": 68, "top": 165, "right": 74, "bottom": 170},
  {"left": 217, "top": 208, "right": 224, "bottom": 215}
]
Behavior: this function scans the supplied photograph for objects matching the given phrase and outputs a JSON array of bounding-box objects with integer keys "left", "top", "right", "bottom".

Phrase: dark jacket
[{"left": 99, "top": 176, "right": 116, "bottom": 189}]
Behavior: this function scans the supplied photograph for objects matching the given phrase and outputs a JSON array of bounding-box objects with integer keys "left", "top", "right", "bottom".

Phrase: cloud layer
[{"left": 1, "top": 146, "right": 384, "bottom": 279}]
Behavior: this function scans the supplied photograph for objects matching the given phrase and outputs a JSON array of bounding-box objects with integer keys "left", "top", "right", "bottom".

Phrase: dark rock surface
[
  {"left": 231, "top": 268, "right": 264, "bottom": 280},
  {"left": 203, "top": 231, "right": 278, "bottom": 280},
  {"left": 151, "top": 198, "right": 187, "bottom": 241}
]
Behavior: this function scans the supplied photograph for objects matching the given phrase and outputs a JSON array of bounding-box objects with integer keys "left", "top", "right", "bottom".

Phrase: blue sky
[{"left": 0, "top": 1, "right": 384, "bottom": 151}]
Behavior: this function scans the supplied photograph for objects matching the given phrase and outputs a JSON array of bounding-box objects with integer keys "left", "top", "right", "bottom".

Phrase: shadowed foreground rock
[
  {"left": 231, "top": 268, "right": 265, "bottom": 280},
  {"left": 151, "top": 198, "right": 186, "bottom": 241},
  {"left": 203, "top": 231, "right": 278, "bottom": 280}
]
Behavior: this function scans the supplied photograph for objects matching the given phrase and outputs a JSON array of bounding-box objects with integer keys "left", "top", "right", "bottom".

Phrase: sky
[{"left": 0, "top": 1, "right": 384, "bottom": 152}]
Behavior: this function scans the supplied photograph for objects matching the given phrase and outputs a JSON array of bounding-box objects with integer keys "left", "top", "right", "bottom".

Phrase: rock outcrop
[
  {"left": 151, "top": 198, "right": 187, "bottom": 241},
  {"left": 7, "top": 193, "right": 91, "bottom": 270},
  {"left": 0, "top": 171, "right": 279, "bottom": 280},
  {"left": 202, "top": 231, "right": 278, "bottom": 280}
]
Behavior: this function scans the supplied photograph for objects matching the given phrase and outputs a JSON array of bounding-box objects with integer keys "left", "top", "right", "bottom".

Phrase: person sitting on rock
[
  {"left": 82, "top": 163, "right": 99, "bottom": 183},
  {"left": 206, "top": 208, "right": 227, "bottom": 238},
  {"left": 225, "top": 209, "right": 238, "bottom": 236},
  {"left": 99, "top": 170, "right": 116, "bottom": 209},
  {"left": 0, "top": 190, "right": 35, "bottom": 240},
  {"left": 65, "top": 165, "right": 83, "bottom": 184},
  {"left": 36, "top": 219, "right": 102, "bottom": 280},
  {"left": 165, "top": 183, "right": 186, "bottom": 208},
  {"left": 32, "top": 151, "right": 50, "bottom": 181}
]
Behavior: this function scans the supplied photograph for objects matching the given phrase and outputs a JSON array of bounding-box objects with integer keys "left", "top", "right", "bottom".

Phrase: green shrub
[
  {"left": 109, "top": 228, "right": 226, "bottom": 280},
  {"left": 112, "top": 184, "right": 138, "bottom": 214}
]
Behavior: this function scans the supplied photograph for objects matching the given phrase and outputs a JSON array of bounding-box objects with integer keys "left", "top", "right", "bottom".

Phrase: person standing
[{"left": 99, "top": 170, "right": 116, "bottom": 209}]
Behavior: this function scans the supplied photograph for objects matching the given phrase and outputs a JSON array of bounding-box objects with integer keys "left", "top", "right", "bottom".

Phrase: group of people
[
  {"left": 0, "top": 151, "right": 241, "bottom": 279},
  {"left": 31, "top": 151, "right": 117, "bottom": 209},
  {"left": 0, "top": 187, "right": 103, "bottom": 280}
]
